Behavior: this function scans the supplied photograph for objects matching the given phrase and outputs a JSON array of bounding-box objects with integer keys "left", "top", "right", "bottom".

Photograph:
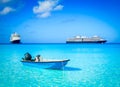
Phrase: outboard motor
[{"left": 24, "top": 52, "right": 32, "bottom": 60}]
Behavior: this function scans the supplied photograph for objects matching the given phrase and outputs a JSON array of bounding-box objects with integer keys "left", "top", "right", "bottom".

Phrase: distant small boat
[
  {"left": 21, "top": 59, "right": 70, "bottom": 69},
  {"left": 10, "top": 32, "right": 21, "bottom": 44}
]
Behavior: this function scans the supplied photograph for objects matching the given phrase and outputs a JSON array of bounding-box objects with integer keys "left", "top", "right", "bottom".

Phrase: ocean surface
[{"left": 0, "top": 43, "right": 120, "bottom": 87}]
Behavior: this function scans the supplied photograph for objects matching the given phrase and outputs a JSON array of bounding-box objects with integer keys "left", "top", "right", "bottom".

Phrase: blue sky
[{"left": 0, "top": 0, "right": 120, "bottom": 43}]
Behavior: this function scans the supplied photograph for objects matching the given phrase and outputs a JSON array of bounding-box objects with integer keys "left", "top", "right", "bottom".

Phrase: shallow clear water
[{"left": 0, "top": 43, "right": 120, "bottom": 87}]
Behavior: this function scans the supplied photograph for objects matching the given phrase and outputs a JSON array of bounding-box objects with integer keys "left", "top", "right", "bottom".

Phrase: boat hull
[
  {"left": 66, "top": 40, "right": 107, "bottom": 43},
  {"left": 11, "top": 40, "right": 20, "bottom": 44},
  {"left": 21, "top": 59, "right": 70, "bottom": 69}
]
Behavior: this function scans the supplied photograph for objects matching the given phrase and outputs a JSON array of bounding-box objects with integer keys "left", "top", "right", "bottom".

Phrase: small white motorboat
[{"left": 21, "top": 59, "right": 70, "bottom": 69}]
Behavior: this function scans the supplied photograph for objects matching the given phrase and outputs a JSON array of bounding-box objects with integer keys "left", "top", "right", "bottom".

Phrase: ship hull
[
  {"left": 66, "top": 40, "right": 107, "bottom": 43},
  {"left": 11, "top": 40, "right": 20, "bottom": 44}
]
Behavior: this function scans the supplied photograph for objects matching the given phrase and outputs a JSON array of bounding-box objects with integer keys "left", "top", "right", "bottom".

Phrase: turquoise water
[{"left": 0, "top": 43, "right": 120, "bottom": 87}]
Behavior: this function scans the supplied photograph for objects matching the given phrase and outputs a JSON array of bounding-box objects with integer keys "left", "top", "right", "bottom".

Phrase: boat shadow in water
[
  {"left": 22, "top": 63, "right": 81, "bottom": 71},
  {"left": 62, "top": 66, "right": 81, "bottom": 71},
  {"left": 47, "top": 66, "right": 81, "bottom": 71}
]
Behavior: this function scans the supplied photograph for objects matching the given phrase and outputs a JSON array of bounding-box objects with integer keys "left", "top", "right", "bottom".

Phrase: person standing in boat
[{"left": 35, "top": 55, "right": 40, "bottom": 62}]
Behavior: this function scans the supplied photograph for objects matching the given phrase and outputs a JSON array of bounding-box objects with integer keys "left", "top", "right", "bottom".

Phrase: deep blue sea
[{"left": 0, "top": 43, "right": 120, "bottom": 87}]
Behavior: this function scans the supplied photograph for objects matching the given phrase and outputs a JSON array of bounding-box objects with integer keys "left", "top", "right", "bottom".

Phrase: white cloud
[
  {"left": 0, "top": 7, "right": 15, "bottom": 15},
  {"left": 33, "top": 0, "right": 63, "bottom": 18},
  {"left": 54, "top": 5, "right": 63, "bottom": 11},
  {"left": 37, "top": 12, "right": 51, "bottom": 18},
  {"left": 1, "top": 0, "right": 11, "bottom": 3}
]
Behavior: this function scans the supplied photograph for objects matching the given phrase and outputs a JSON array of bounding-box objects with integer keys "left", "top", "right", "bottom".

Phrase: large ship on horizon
[
  {"left": 10, "top": 32, "right": 21, "bottom": 44},
  {"left": 66, "top": 35, "right": 107, "bottom": 43}
]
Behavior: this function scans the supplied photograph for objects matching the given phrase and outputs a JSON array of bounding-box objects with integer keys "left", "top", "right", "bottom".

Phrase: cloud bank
[{"left": 33, "top": 0, "right": 64, "bottom": 18}]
